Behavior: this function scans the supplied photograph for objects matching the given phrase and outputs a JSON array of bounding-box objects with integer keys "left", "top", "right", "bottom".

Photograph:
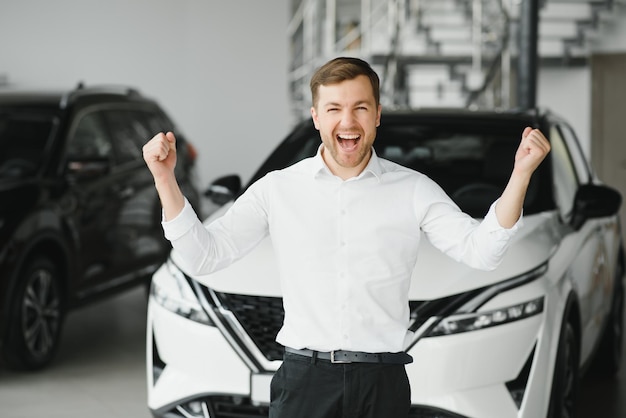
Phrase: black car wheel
[
  {"left": 3, "top": 257, "right": 64, "bottom": 370},
  {"left": 596, "top": 277, "right": 624, "bottom": 376},
  {"left": 548, "top": 319, "right": 579, "bottom": 418}
]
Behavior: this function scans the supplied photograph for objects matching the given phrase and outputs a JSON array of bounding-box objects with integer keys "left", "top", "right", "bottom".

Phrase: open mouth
[{"left": 337, "top": 133, "right": 360, "bottom": 151}]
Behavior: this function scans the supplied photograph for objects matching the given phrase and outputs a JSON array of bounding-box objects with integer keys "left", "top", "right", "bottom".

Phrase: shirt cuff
[
  {"left": 482, "top": 199, "right": 524, "bottom": 234},
  {"left": 161, "top": 198, "right": 201, "bottom": 241}
]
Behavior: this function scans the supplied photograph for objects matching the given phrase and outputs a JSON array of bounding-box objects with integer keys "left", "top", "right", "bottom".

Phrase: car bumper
[{"left": 147, "top": 291, "right": 553, "bottom": 418}]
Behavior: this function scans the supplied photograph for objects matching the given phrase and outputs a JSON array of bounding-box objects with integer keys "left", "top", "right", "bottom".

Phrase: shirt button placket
[{"left": 337, "top": 186, "right": 350, "bottom": 346}]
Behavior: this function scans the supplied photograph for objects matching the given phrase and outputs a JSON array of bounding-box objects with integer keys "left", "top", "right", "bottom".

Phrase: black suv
[{"left": 0, "top": 84, "right": 202, "bottom": 370}]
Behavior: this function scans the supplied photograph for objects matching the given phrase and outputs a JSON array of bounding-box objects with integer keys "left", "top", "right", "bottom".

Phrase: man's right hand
[
  {"left": 142, "top": 131, "right": 185, "bottom": 221},
  {"left": 143, "top": 131, "right": 178, "bottom": 181}
]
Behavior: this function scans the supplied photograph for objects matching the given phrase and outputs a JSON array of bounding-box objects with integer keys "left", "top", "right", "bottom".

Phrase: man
[{"left": 143, "top": 57, "right": 550, "bottom": 418}]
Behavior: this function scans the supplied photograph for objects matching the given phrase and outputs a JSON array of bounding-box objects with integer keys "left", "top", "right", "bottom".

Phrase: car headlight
[
  {"left": 151, "top": 258, "right": 214, "bottom": 326},
  {"left": 407, "top": 263, "right": 548, "bottom": 344},
  {"left": 426, "top": 296, "right": 544, "bottom": 336}
]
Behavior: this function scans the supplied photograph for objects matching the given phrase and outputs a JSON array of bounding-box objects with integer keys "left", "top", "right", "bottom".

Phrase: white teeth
[{"left": 338, "top": 134, "right": 359, "bottom": 140}]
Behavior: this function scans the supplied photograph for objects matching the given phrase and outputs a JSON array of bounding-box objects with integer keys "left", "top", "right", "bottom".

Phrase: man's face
[{"left": 311, "top": 75, "right": 382, "bottom": 179}]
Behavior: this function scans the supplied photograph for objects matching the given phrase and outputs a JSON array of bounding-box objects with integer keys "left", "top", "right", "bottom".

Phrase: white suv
[{"left": 146, "top": 109, "right": 624, "bottom": 418}]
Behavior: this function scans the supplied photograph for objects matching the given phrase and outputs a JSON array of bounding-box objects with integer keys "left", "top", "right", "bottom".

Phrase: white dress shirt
[{"left": 162, "top": 146, "right": 521, "bottom": 354}]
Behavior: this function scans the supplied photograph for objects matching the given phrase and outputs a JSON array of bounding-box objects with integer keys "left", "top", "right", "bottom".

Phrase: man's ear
[
  {"left": 376, "top": 104, "right": 382, "bottom": 127},
  {"left": 311, "top": 107, "right": 320, "bottom": 130}
]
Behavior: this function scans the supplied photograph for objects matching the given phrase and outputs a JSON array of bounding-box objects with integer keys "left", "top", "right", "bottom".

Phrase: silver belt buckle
[{"left": 330, "top": 350, "right": 351, "bottom": 364}]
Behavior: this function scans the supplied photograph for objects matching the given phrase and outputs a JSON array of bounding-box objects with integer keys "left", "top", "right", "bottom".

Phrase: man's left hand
[{"left": 514, "top": 127, "right": 551, "bottom": 176}]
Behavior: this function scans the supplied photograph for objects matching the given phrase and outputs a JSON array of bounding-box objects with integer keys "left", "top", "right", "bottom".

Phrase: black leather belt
[{"left": 285, "top": 347, "right": 413, "bottom": 364}]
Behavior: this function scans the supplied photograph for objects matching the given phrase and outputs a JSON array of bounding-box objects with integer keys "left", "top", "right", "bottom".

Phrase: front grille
[
  {"left": 210, "top": 397, "right": 268, "bottom": 418},
  {"left": 201, "top": 286, "right": 481, "bottom": 362},
  {"left": 216, "top": 292, "right": 285, "bottom": 361},
  {"left": 158, "top": 396, "right": 467, "bottom": 418},
  {"left": 160, "top": 396, "right": 268, "bottom": 418},
  {"left": 409, "top": 405, "right": 469, "bottom": 418},
  {"left": 206, "top": 291, "right": 447, "bottom": 361}
]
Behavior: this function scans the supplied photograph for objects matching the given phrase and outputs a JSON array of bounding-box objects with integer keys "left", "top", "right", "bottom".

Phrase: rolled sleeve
[
  {"left": 162, "top": 198, "right": 201, "bottom": 241},
  {"left": 482, "top": 199, "right": 524, "bottom": 237},
  {"left": 468, "top": 199, "right": 523, "bottom": 270}
]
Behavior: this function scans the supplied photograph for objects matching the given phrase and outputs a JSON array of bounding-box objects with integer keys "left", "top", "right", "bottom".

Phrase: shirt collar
[{"left": 311, "top": 144, "right": 383, "bottom": 182}]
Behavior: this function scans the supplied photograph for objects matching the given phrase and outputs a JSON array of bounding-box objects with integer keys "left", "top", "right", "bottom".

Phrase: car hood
[{"left": 179, "top": 203, "right": 559, "bottom": 300}]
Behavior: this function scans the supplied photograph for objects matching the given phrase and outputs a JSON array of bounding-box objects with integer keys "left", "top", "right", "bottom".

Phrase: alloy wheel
[{"left": 21, "top": 266, "right": 61, "bottom": 361}]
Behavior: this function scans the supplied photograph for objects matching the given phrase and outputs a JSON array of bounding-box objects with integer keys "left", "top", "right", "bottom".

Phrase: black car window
[
  {"left": 375, "top": 122, "right": 541, "bottom": 218},
  {"left": 549, "top": 125, "right": 578, "bottom": 220},
  {"left": 140, "top": 109, "right": 173, "bottom": 134},
  {"left": 557, "top": 123, "right": 592, "bottom": 183},
  {"left": 67, "top": 111, "right": 112, "bottom": 160},
  {"left": 247, "top": 123, "right": 321, "bottom": 185},
  {"left": 102, "top": 109, "right": 150, "bottom": 165},
  {"left": 248, "top": 117, "right": 553, "bottom": 217},
  {"left": 0, "top": 110, "right": 55, "bottom": 178}
]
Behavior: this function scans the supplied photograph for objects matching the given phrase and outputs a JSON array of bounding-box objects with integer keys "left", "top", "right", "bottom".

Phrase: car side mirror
[
  {"left": 571, "top": 184, "right": 622, "bottom": 230},
  {"left": 205, "top": 174, "right": 242, "bottom": 206}
]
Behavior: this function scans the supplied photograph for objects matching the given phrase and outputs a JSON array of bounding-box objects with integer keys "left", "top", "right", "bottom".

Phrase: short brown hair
[{"left": 310, "top": 57, "right": 380, "bottom": 108}]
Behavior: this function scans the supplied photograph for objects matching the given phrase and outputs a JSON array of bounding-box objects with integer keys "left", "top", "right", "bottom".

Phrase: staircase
[{"left": 288, "top": 0, "right": 624, "bottom": 118}]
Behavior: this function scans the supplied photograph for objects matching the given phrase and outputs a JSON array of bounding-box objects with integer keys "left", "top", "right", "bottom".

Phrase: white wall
[
  {"left": 0, "top": 0, "right": 291, "bottom": 188},
  {"left": 2, "top": 1, "right": 625, "bottom": 186},
  {"left": 538, "top": 68, "right": 591, "bottom": 155}
]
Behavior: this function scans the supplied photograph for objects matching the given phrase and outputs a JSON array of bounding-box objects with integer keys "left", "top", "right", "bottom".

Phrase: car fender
[{"left": 1, "top": 211, "right": 73, "bottom": 313}]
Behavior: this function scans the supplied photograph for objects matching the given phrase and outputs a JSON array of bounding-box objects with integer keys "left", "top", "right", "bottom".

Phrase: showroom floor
[{"left": 0, "top": 286, "right": 624, "bottom": 418}]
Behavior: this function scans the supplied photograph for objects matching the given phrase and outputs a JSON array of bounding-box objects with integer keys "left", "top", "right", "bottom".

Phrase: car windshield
[
  {"left": 250, "top": 114, "right": 553, "bottom": 217},
  {"left": 0, "top": 108, "right": 57, "bottom": 178}
]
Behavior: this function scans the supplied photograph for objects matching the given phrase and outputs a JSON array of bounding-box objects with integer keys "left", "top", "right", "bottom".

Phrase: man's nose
[{"left": 339, "top": 110, "right": 357, "bottom": 126}]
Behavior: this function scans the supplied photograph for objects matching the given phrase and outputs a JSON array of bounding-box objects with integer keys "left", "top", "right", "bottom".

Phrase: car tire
[
  {"left": 3, "top": 256, "right": 64, "bottom": 370},
  {"left": 595, "top": 274, "right": 624, "bottom": 377},
  {"left": 548, "top": 318, "right": 579, "bottom": 418}
]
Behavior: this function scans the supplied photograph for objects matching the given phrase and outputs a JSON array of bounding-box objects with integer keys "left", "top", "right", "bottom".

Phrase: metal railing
[{"left": 287, "top": 0, "right": 619, "bottom": 117}]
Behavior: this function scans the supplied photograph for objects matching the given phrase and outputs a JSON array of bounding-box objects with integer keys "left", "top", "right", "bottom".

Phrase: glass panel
[
  {"left": 67, "top": 112, "right": 112, "bottom": 159},
  {"left": 550, "top": 126, "right": 578, "bottom": 219},
  {"left": 250, "top": 118, "right": 553, "bottom": 217},
  {"left": 557, "top": 123, "right": 591, "bottom": 183},
  {"left": 103, "top": 110, "right": 149, "bottom": 164},
  {"left": 0, "top": 109, "right": 55, "bottom": 178}
]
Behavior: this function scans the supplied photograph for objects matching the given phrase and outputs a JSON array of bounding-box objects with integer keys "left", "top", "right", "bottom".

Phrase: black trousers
[{"left": 269, "top": 351, "right": 411, "bottom": 418}]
